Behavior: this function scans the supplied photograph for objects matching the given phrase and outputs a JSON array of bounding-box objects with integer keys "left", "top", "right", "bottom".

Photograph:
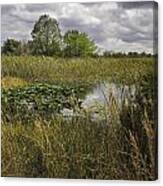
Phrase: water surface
[{"left": 61, "top": 82, "right": 136, "bottom": 120}]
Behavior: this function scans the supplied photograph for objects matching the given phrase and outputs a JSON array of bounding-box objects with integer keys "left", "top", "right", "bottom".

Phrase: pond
[{"left": 61, "top": 82, "right": 136, "bottom": 120}]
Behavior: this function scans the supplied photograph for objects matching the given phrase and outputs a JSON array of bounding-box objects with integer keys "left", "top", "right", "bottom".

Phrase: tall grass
[
  {"left": 2, "top": 56, "right": 155, "bottom": 86},
  {"left": 1, "top": 85, "right": 157, "bottom": 179},
  {"left": 1, "top": 56, "right": 157, "bottom": 180}
]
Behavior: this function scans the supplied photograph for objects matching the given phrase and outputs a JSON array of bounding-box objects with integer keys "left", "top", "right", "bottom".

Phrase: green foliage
[
  {"left": 2, "top": 83, "right": 86, "bottom": 121},
  {"left": 31, "top": 15, "right": 62, "bottom": 56},
  {"left": 2, "top": 39, "right": 22, "bottom": 55},
  {"left": 63, "top": 30, "right": 97, "bottom": 57},
  {"left": 103, "top": 51, "right": 153, "bottom": 58}
]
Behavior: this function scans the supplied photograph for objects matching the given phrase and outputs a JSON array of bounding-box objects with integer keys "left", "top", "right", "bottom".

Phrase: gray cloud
[
  {"left": 1, "top": 2, "right": 157, "bottom": 53},
  {"left": 117, "top": 1, "right": 155, "bottom": 9}
]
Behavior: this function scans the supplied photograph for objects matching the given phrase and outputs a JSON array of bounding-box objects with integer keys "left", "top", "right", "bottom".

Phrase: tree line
[
  {"left": 2, "top": 14, "right": 153, "bottom": 57},
  {"left": 2, "top": 15, "right": 97, "bottom": 57}
]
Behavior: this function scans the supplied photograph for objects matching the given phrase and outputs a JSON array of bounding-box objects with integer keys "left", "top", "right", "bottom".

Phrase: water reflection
[
  {"left": 61, "top": 82, "right": 135, "bottom": 119},
  {"left": 81, "top": 82, "right": 135, "bottom": 109}
]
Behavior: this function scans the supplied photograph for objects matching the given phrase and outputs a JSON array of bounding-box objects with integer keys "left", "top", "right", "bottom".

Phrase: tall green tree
[
  {"left": 63, "top": 30, "right": 97, "bottom": 57},
  {"left": 31, "top": 14, "right": 62, "bottom": 56},
  {"left": 2, "top": 38, "right": 22, "bottom": 55}
]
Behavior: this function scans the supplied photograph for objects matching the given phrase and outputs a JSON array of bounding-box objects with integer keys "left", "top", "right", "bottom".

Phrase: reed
[{"left": 1, "top": 56, "right": 157, "bottom": 180}]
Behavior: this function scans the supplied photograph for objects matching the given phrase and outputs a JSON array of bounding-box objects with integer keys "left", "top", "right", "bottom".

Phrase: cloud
[
  {"left": 1, "top": 2, "right": 157, "bottom": 53},
  {"left": 117, "top": 1, "right": 155, "bottom": 9}
]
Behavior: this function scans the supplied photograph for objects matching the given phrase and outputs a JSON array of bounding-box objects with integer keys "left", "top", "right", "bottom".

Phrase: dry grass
[
  {"left": 2, "top": 76, "right": 28, "bottom": 89},
  {"left": 1, "top": 91, "right": 157, "bottom": 180},
  {"left": 1, "top": 56, "right": 157, "bottom": 180}
]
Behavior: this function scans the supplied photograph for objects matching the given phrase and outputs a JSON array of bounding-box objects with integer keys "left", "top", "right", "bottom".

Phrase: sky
[{"left": 1, "top": 1, "right": 158, "bottom": 53}]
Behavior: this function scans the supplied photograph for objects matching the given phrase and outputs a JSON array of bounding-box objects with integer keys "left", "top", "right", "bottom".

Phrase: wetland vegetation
[{"left": 1, "top": 55, "right": 157, "bottom": 180}]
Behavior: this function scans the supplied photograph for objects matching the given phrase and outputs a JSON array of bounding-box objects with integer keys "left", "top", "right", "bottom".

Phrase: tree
[
  {"left": 31, "top": 14, "right": 62, "bottom": 56},
  {"left": 2, "top": 38, "right": 22, "bottom": 55},
  {"left": 103, "top": 51, "right": 112, "bottom": 57},
  {"left": 63, "top": 30, "right": 97, "bottom": 57}
]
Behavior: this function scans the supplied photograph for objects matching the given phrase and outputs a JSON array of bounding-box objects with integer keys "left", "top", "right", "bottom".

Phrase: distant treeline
[
  {"left": 1, "top": 14, "right": 154, "bottom": 58},
  {"left": 102, "top": 51, "right": 154, "bottom": 58}
]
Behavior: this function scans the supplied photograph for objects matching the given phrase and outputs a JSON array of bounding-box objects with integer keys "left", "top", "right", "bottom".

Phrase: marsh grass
[
  {"left": 2, "top": 56, "right": 155, "bottom": 86},
  {"left": 1, "top": 76, "right": 28, "bottom": 89},
  {"left": 1, "top": 86, "right": 157, "bottom": 179},
  {"left": 1, "top": 56, "right": 157, "bottom": 180}
]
